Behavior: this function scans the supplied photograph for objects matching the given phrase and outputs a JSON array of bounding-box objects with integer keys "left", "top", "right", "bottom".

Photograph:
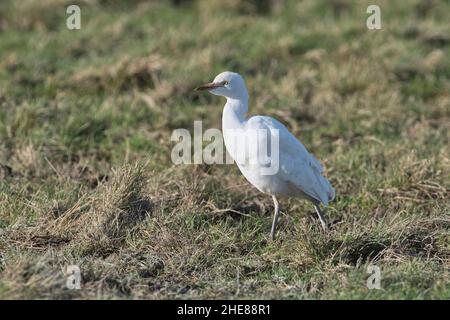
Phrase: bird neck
[{"left": 222, "top": 97, "right": 248, "bottom": 130}]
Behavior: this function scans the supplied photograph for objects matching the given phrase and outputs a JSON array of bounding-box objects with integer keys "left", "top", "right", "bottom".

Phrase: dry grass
[{"left": 0, "top": 0, "right": 449, "bottom": 299}]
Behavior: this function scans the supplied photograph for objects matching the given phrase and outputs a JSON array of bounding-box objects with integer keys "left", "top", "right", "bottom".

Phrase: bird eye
[{"left": 223, "top": 81, "right": 229, "bottom": 85}]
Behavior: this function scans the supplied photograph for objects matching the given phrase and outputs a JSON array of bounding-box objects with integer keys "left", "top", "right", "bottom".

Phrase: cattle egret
[{"left": 195, "top": 71, "right": 335, "bottom": 240}]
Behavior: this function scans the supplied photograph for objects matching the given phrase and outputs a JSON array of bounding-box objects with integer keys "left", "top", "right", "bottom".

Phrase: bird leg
[
  {"left": 314, "top": 205, "right": 329, "bottom": 233},
  {"left": 270, "top": 195, "right": 280, "bottom": 240}
]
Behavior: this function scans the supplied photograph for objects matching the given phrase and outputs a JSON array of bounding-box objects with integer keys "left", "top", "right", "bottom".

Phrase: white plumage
[{"left": 196, "top": 71, "right": 335, "bottom": 239}]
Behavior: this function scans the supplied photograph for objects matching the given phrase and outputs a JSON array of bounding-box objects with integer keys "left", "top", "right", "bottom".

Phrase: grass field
[{"left": 0, "top": 0, "right": 449, "bottom": 299}]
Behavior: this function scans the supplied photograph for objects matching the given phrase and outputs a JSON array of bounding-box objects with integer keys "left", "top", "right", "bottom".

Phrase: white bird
[{"left": 195, "top": 71, "right": 335, "bottom": 240}]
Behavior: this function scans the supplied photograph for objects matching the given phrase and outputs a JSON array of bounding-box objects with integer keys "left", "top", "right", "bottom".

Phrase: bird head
[{"left": 195, "top": 71, "right": 248, "bottom": 100}]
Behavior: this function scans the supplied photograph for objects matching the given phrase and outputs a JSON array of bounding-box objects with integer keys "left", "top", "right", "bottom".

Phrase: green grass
[{"left": 0, "top": 0, "right": 449, "bottom": 299}]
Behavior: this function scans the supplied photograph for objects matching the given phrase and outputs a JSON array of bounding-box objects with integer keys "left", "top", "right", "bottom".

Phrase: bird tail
[{"left": 316, "top": 175, "right": 335, "bottom": 206}]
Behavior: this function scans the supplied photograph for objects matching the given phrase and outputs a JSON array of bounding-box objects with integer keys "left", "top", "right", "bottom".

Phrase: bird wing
[{"left": 245, "top": 115, "right": 334, "bottom": 205}]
